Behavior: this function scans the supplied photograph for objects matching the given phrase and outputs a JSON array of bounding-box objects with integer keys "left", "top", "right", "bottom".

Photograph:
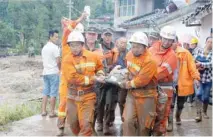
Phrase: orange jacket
[
  {"left": 61, "top": 19, "right": 77, "bottom": 60},
  {"left": 58, "top": 20, "right": 77, "bottom": 117},
  {"left": 84, "top": 42, "right": 104, "bottom": 61},
  {"left": 101, "top": 42, "right": 118, "bottom": 71},
  {"left": 175, "top": 46, "right": 200, "bottom": 96},
  {"left": 62, "top": 49, "right": 104, "bottom": 92},
  {"left": 125, "top": 50, "right": 158, "bottom": 97},
  {"left": 149, "top": 41, "right": 177, "bottom": 83}
]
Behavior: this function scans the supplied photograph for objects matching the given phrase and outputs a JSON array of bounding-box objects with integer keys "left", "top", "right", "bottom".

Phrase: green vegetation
[
  {"left": 0, "top": 101, "right": 41, "bottom": 131},
  {"left": 0, "top": 0, "right": 114, "bottom": 54}
]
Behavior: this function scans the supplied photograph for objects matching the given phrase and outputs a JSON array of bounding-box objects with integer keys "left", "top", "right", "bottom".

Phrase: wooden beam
[{"left": 186, "top": 23, "right": 202, "bottom": 27}]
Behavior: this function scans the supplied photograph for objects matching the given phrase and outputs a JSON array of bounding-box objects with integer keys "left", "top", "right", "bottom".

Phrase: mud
[{"left": 0, "top": 56, "right": 43, "bottom": 106}]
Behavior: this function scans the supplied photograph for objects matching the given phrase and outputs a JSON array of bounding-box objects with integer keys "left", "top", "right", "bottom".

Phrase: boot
[
  {"left": 56, "top": 128, "right": 64, "bottom": 136},
  {"left": 195, "top": 99, "right": 202, "bottom": 122},
  {"left": 103, "top": 124, "right": 111, "bottom": 135},
  {"left": 175, "top": 109, "right": 182, "bottom": 125},
  {"left": 195, "top": 111, "right": 202, "bottom": 122},
  {"left": 167, "top": 116, "right": 173, "bottom": 132},
  {"left": 167, "top": 107, "right": 174, "bottom": 132},
  {"left": 96, "top": 122, "right": 103, "bottom": 131},
  {"left": 203, "top": 103, "right": 209, "bottom": 119}
]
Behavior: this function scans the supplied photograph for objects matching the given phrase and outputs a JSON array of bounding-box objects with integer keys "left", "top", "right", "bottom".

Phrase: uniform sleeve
[
  {"left": 127, "top": 61, "right": 157, "bottom": 88},
  {"left": 61, "top": 21, "right": 77, "bottom": 48},
  {"left": 187, "top": 52, "right": 200, "bottom": 80},
  {"left": 62, "top": 60, "right": 92, "bottom": 86},
  {"left": 157, "top": 53, "right": 177, "bottom": 81},
  {"left": 95, "top": 55, "right": 105, "bottom": 76}
]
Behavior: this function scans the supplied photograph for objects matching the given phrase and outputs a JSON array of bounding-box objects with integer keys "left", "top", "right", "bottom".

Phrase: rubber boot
[
  {"left": 103, "top": 124, "right": 110, "bottom": 135},
  {"left": 96, "top": 122, "right": 103, "bottom": 131},
  {"left": 56, "top": 128, "right": 64, "bottom": 136},
  {"left": 175, "top": 109, "right": 182, "bottom": 125},
  {"left": 167, "top": 106, "right": 174, "bottom": 132},
  {"left": 203, "top": 103, "right": 209, "bottom": 119},
  {"left": 195, "top": 98, "right": 202, "bottom": 122},
  {"left": 167, "top": 115, "right": 173, "bottom": 132}
]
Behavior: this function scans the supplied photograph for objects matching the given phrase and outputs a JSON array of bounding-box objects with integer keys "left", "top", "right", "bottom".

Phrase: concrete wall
[
  {"left": 199, "top": 13, "right": 212, "bottom": 47},
  {"left": 114, "top": 0, "right": 154, "bottom": 29}
]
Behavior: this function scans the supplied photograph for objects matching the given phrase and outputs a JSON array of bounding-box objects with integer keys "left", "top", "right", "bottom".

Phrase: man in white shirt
[{"left": 41, "top": 30, "right": 60, "bottom": 117}]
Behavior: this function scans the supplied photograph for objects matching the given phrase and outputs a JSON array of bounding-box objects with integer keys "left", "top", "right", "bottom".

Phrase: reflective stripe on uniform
[
  {"left": 67, "top": 24, "right": 73, "bottom": 31},
  {"left": 131, "top": 80, "right": 136, "bottom": 88},
  {"left": 75, "top": 62, "right": 96, "bottom": 69},
  {"left": 127, "top": 61, "right": 140, "bottom": 72},
  {"left": 162, "top": 63, "right": 172, "bottom": 74},
  {"left": 84, "top": 76, "right": 89, "bottom": 86},
  {"left": 97, "top": 70, "right": 105, "bottom": 75},
  {"left": 58, "top": 111, "right": 66, "bottom": 117}
]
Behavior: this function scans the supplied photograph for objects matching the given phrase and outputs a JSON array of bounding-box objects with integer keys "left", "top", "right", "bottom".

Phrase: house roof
[
  {"left": 182, "top": 2, "right": 212, "bottom": 26},
  {"left": 119, "top": 2, "right": 205, "bottom": 29}
]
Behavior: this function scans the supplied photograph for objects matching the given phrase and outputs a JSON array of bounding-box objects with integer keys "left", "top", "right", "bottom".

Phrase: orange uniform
[
  {"left": 123, "top": 50, "right": 158, "bottom": 136},
  {"left": 149, "top": 41, "right": 177, "bottom": 135},
  {"left": 175, "top": 46, "right": 200, "bottom": 96},
  {"left": 62, "top": 49, "right": 104, "bottom": 136},
  {"left": 57, "top": 19, "right": 77, "bottom": 129}
]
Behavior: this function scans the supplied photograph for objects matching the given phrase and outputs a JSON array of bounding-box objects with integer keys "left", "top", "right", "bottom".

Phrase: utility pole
[{"left": 68, "top": 0, "right": 72, "bottom": 19}]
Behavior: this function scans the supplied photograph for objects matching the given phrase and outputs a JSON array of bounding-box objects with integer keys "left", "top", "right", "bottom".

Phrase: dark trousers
[
  {"left": 172, "top": 86, "right": 187, "bottom": 110},
  {"left": 96, "top": 83, "right": 118, "bottom": 126}
]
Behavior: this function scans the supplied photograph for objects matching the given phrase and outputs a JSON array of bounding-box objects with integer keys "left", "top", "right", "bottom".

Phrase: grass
[{"left": 0, "top": 101, "right": 41, "bottom": 131}]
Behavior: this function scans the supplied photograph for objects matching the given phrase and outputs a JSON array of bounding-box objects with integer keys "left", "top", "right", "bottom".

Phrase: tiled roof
[
  {"left": 182, "top": 2, "right": 212, "bottom": 25},
  {"left": 119, "top": 2, "right": 207, "bottom": 29},
  {"left": 119, "top": 10, "right": 168, "bottom": 28}
]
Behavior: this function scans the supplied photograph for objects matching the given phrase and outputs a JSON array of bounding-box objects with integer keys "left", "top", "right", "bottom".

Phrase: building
[
  {"left": 114, "top": 0, "right": 211, "bottom": 45},
  {"left": 114, "top": 0, "right": 166, "bottom": 39},
  {"left": 182, "top": 2, "right": 212, "bottom": 46}
]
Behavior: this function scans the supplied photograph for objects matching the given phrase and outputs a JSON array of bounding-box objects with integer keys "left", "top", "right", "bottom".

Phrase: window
[{"left": 119, "top": 0, "right": 135, "bottom": 17}]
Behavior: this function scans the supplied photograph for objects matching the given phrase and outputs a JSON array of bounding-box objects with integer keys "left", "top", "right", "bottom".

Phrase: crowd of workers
[{"left": 40, "top": 12, "right": 212, "bottom": 136}]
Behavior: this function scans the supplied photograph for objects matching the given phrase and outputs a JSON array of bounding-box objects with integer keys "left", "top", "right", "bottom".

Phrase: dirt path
[{"left": 0, "top": 56, "right": 43, "bottom": 107}]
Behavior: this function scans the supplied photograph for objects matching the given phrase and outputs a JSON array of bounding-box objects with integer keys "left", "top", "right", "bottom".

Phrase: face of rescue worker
[
  {"left": 68, "top": 41, "right": 84, "bottom": 56},
  {"left": 206, "top": 37, "right": 212, "bottom": 50},
  {"left": 117, "top": 38, "right": 127, "bottom": 52},
  {"left": 131, "top": 42, "right": 146, "bottom": 57},
  {"left": 183, "top": 43, "right": 190, "bottom": 50},
  {"left": 148, "top": 37, "right": 158, "bottom": 47},
  {"left": 103, "top": 33, "right": 112, "bottom": 45},
  {"left": 50, "top": 33, "right": 59, "bottom": 45},
  {"left": 85, "top": 32, "right": 98, "bottom": 43},
  {"left": 189, "top": 43, "right": 197, "bottom": 49},
  {"left": 162, "top": 37, "right": 174, "bottom": 49}
]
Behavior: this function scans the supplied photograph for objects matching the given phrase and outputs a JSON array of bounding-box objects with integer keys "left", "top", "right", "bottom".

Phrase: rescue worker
[
  {"left": 149, "top": 26, "right": 178, "bottom": 136},
  {"left": 84, "top": 27, "right": 103, "bottom": 58},
  {"left": 96, "top": 28, "right": 118, "bottom": 135},
  {"left": 120, "top": 32, "right": 158, "bottom": 136},
  {"left": 62, "top": 31, "right": 105, "bottom": 136},
  {"left": 84, "top": 26, "right": 103, "bottom": 128},
  {"left": 148, "top": 32, "right": 160, "bottom": 48},
  {"left": 171, "top": 36, "right": 200, "bottom": 125},
  {"left": 115, "top": 37, "right": 128, "bottom": 122},
  {"left": 187, "top": 37, "right": 203, "bottom": 107},
  {"left": 189, "top": 37, "right": 202, "bottom": 56},
  {"left": 57, "top": 13, "right": 87, "bottom": 136}
]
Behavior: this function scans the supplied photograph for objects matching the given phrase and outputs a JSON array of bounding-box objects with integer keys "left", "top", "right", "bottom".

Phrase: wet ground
[{"left": 0, "top": 103, "right": 212, "bottom": 136}]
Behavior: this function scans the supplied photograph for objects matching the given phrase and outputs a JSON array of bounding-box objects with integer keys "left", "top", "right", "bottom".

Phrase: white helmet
[
  {"left": 67, "top": 31, "right": 85, "bottom": 43},
  {"left": 129, "top": 32, "right": 148, "bottom": 46},
  {"left": 160, "top": 26, "right": 176, "bottom": 40},
  {"left": 74, "top": 23, "right": 84, "bottom": 33}
]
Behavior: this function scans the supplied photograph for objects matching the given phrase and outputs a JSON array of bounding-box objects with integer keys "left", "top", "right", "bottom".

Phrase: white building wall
[{"left": 199, "top": 13, "right": 212, "bottom": 47}]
